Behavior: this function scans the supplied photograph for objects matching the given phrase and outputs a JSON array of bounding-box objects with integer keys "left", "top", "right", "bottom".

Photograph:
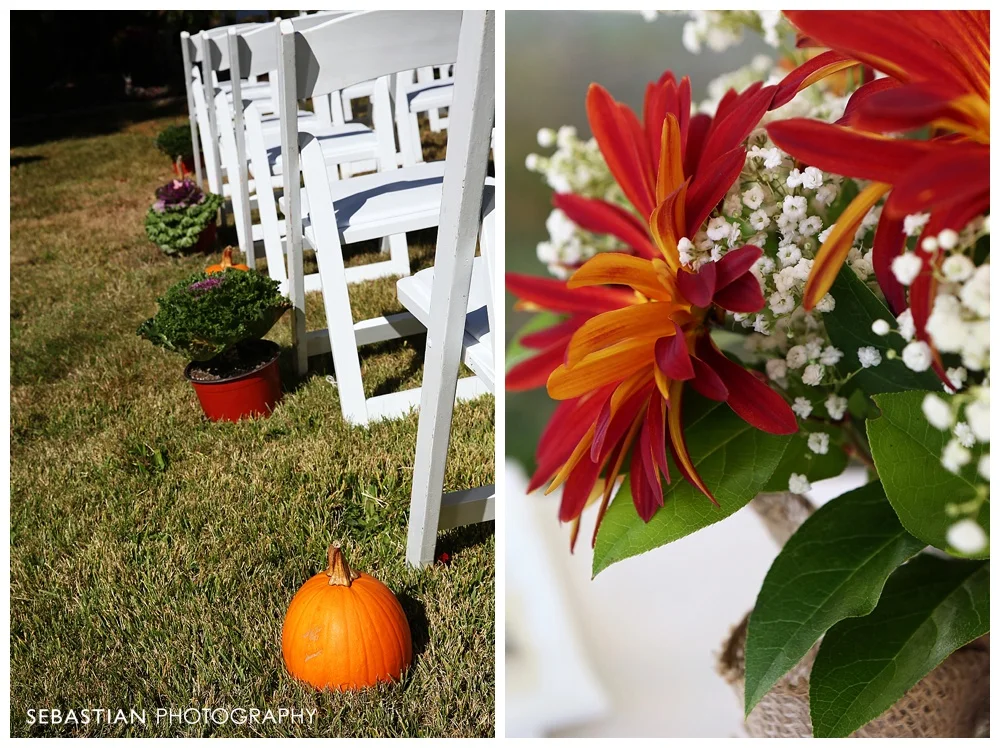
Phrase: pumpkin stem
[
  {"left": 326, "top": 542, "right": 359, "bottom": 586},
  {"left": 221, "top": 246, "right": 233, "bottom": 269}
]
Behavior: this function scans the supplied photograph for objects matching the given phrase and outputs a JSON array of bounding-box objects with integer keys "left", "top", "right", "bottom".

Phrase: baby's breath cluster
[
  {"left": 526, "top": 126, "right": 625, "bottom": 277},
  {"left": 674, "top": 10, "right": 789, "bottom": 53}
]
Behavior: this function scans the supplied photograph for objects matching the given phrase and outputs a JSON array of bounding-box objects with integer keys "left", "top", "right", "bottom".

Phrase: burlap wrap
[{"left": 716, "top": 492, "right": 991, "bottom": 738}]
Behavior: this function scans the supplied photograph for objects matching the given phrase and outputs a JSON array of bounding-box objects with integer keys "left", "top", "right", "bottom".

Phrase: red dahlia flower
[
  {"left": 765, "top": 10, "right": 989, "bottom": 360},
  {"left": 508, "top": 74, "right": 797, "bottom": 548}
]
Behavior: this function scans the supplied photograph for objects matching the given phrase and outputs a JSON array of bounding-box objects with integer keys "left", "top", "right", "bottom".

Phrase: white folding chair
[
  {"left": 398, "top": 11, "right": 495, "bottom": 567},
  {"left": 277, "top": 10, "right": 491, "bottom": 425},
  {"left": 394, "top": 66, "right": 455, "bottom": 166},
  {"left": 220, "top": 17, "right": 382, "bottom": 266}
]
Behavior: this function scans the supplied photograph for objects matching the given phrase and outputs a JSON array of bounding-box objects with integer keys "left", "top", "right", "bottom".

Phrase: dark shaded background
[
  {"left": 505, "top": 11, "right": 771, "bottom": 471},
  {"left": 10, "top": 10, "right": 281, "bottom": 147}
]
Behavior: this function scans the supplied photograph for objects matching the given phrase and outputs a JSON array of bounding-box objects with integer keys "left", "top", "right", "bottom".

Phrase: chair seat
[
  {"left": 403, "top": 80, "right": 454, "bottom": 113},
  {"left": 396, "top": 255, "right": 493, "bottom": 391},
  {"left": 282, "top": 161, "right": 452, "bottom": 243},
  {"left": 265, "top": 123, "right": 378, "bottom": 177}
]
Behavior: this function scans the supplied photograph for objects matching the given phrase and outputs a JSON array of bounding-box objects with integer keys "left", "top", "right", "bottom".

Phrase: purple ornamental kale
[
  {"left": 188, "top": 276, "right": 224, "bottom": 294},
  {"left": 153, "top": 179, "right": 206, "bottom": 213}
]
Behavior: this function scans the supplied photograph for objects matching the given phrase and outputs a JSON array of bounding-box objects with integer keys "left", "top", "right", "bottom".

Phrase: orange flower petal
[
  {"left": 566, "top": 302, "right": 681, "bottom": 367},
  {"left": 649, "top": 183, "right": 688, "bottom": 271},
  {"left": 803, "top": 181, "right": 891, "bottom": 310},
  {"left": 547, "top": 338, "right": 655, "bottom": 400},
  {"left": 568, "top": 252, "right": 671, "bottom": 301},
  {"left": 666, "top": 380, "right": 715, "bottom": 503},
  {"left": 656, "top": 114, "right": 685, "bottom": 203}
]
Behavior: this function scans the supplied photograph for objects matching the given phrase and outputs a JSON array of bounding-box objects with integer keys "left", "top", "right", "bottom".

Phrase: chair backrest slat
[{"left": 282, "top": 10, "right": 463, "bottom": 99}]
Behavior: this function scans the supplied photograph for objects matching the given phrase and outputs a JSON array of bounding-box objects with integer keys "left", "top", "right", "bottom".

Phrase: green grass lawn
[{"left": 10, "top": 112, "right": 494, "bottom": 737}]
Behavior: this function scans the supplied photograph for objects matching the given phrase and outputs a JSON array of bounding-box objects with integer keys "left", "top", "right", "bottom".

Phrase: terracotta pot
[{"left": 184, "top": 340, "right": 282, "bottom": 422}]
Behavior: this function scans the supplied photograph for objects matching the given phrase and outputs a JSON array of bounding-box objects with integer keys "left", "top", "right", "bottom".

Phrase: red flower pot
[
  {"left": 184, "top": 340, "right": 283, "bottom": 422},
  {"left": 194, "top": 221, "right": 217, "bottom": 254}
]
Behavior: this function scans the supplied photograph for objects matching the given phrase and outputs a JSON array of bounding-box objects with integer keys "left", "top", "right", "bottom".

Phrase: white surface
[{"left": 506, "top": 459, "right": 869, "bottom": 737}]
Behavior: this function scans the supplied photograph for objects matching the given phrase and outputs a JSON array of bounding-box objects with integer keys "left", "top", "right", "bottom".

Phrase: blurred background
[{"left": 504, "top": 10, "right": 868, "bottom": 737}]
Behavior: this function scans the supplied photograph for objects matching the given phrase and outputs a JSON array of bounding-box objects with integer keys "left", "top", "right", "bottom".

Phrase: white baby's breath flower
[
  {"left": 788, "top": 473, "right": 811, "bottom": 494},
  {"left": 798, "top": 215, "right": 823, "bottom": 237},
  {"left": 815, "top": 294, "right": 836, "bottom": 313},
  {"left": 819, "top": 346, "right": 842, "bottom": 366},
  {"left": 800, "top": 167, "right": 823, "bottom": 190},
  {"left": 946, "top": 519, "right": 987, "bottom": 554},
  {"left": 941, "top": 254, "right": 975, "bottom": 283},
  {"left": 945, "top": 366, "right": 968, "bottom": 392},
  {"left": 858, "top": 346, "right": 882, "bottom": 368},
  {"left": 749, "top": 209, "right": 770, "bottom": 231},
  {"left": 766, "top": 358, "right": 788, "bottom": 381},
  {"left": 896, "top": 309, "right": 915, "bottom": 342},
  {"left": 706, "top": 216, "right": 731, "bottom": 242},
  {"left": 937, "top": 228, "right": 959, "bottom": 250},
  {"left": 777, "top": 244, "right": 802, "bottom": 268},
  {"left": 825, "top": 394, "right": 848, "bottom": 420},
  {"left": 815, "top": 184, "right": 838, "bottom": 207},
  {"left": 742, "top": 183, "right": 766, "bottom": 210},
  {"left": 941, "top": 437, "right": 972, "bottom": 474},
  {"left": 769, "top": 291, "right": 795, "bottom": 315},
  {"left": 903, "top": 212, "right": 930, "bottom": 236},
  {"left": 871, "top": 319, "right": 891, "bottom": 336},
  {"left": 536, "top": 127, "right": 556, "bottom": 148},
  {"left": 922, "top": 394, "right": 954, "bottom": 430},
  {"left": 786, "top": 345, "right": 808, "bottom": 369},
  {"left": 802, "top": 363, "right": 824, "bottom": 386},
  {"left": 901, "top": 340, "right": 932, "bottom": 372},
  {"left": 966, "top": 398, "right": 990, "bottom": 443},
  {"left": 978, "top": 454, "right": 990, "bottom": 481},
  {"left": 782, "top": 195, "right": 807, "bottom": 221},
  {"left": 792, "top": 397, "right": 813, "bottom": 419},
  {"left": 807, "top": 432, "right": 830, "bottom": 455},
  {"left": 954, "top": 421, "right": 976, "bottom": 448},
  {"left": 891, "top": 253, "right": 923, "bottom": 286}
]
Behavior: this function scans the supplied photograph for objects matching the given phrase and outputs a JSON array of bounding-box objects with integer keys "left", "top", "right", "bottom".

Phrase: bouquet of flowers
[
  {"left": 144, "top": 179, "right": 223, "bottom": 255},
  {"left": 508, "top": 10, "right": 988, "bottom": 737}
]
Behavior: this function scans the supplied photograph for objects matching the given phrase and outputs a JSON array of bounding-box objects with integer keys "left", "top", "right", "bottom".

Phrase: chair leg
[{"left": 405, "top": 316, "right": 463, "bottom": 567}]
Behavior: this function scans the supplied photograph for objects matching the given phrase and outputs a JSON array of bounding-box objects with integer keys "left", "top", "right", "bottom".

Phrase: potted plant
[
  {"left": 154, "top": 123, "right": 196, "bottom": 177},
  {"left": 506, "top": 9, "right": 989, "bottom": 738},
  {"left": 144, "top": 178, "right": 223, "bottom": 255},
  {"left": 137, "top": 259, "right": 291, "bottom": 422}
]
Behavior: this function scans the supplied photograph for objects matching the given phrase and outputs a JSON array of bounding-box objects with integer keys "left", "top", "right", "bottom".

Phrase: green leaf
[
  {"left": 868, "top": 391, "right": 989, "bottom": 559},
  {"left": 764, "top": 424, "right": 849, "bottom": 492},
  {"left": 744, "top": 481, "right": 925, "bottom": 715},
  {"left": 504, "top": 311, "right": 562, "bottom": 371},
  {"left": 592, "top": 394, "right": 792, "bottom": 577},
  {"left": 823, "top": 267, "right": 939, "bottom": 394},
  {"left": 810, "top": 555, "right": 989, "bottom": 737}
]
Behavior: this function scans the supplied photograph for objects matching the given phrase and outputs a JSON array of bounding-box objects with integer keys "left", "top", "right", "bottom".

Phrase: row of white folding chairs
[{"left": 271, "top": 10, "right": 495, "bottom": 565}]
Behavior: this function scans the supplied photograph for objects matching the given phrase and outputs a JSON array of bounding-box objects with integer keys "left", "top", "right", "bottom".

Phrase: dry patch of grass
[{"left": 10, "top": 115, "right": 494, "bottom": 737}]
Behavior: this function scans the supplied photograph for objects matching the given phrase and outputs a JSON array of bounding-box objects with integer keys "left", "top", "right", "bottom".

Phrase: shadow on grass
[
  {"left": 11, "top": 154, "right": 45, "bottom": 168},
  {"left": 396, "top": 592, "right": 431, "bottom": 666},
  {"left": 11, "top": 97, "right": 188, "bottom": 149}
]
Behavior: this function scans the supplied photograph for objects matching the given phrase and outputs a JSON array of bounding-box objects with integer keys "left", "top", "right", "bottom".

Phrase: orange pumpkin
[
  {"left": 281, "top": 543, "right": 413, "bottom": 691},
  {"left": 205, "top": 246, "right": 250, "bottom": 274}
]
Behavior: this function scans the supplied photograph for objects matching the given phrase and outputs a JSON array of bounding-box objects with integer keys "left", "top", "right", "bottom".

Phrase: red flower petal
[
  {"left": 684, "top": 112, "right": 712, "bottom": 177},
  {"left": 772, "top": 49, "right": 856, "bottom": 109},
  {"left": 677, "top": 261, "right": 716, "bottom": 308},
  {"left": 871, "top": 190, "right": 908, "bottom": 315},
  {"left": 553, "top": 193, "right": 659, "bottom": 259},
  {"left": 645, "top": 392, "right": 670, "bottom": 482},
  {"left": 847, "top": 82, "right": 955, "bottom": 133},
  {"left": 587, "top": 83, "right": 655, "bottom": 218},
  {"left": 836, "top": 77, "right": 901, "bottom": 126},
  {"left": 715, "top": 244, "right": 763, "bottom": 289},
  {"left": 697, "top": 83, "right": 774, "bottom": 173},
  {"left": 559, "top": 450, "right": 603, "bottom": 522},
  {"left": 686, "top": 146, "right": 747, "bottom": 237},
  {"left": 506, "top": 342, "right": 567, "bottom": 392},
  {"left": 654, "top": 324, "right": 695, "bottom": 381},
  {"left": 713, "top": 272, "right": 766, "bottom": 314},
  {"left": 629, "top": 438, "right": 662, "bottom": 522},
  {"left": 697, "top": 339, "right": 798, "bottom": 435},
  {"left": 507, "top": 272, "right": 631, "bottom": 315},
  {"left": 767, "top": 118, "right": 934, "bottom": 183},
  {"left": 689, "top": 355, "right": 729, "bottom": 401},
  {"left": 889, "top": 144, "right": 989, "bottom": 217}
]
